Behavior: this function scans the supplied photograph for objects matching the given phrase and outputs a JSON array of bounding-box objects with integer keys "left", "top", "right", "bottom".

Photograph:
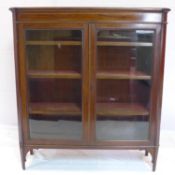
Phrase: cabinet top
[
  {"left": 10, "top": 7, "right": 170, "bottom": 24},
  {"left": 10, "top": 7, "right": 170, "bottom": 13}
]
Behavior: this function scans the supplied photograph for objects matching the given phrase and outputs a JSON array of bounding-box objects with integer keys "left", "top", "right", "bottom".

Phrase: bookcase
[{"left": 10, "top": 7, "right": 170, "bottom": 171}]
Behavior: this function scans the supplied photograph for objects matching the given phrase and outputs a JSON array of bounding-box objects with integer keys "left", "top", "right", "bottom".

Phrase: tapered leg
[
  {"left": 20, "top": 145, "right": 30, "bottom": 170},
  {"left": 19, "top": 145, "right": 26, "bottom": 170},
  {"left": 30, "top": 149, "right": 34, "bottom": 155},
  {"left": 145, "top": 150, "right": 148, "bottom": 156},
  {"left": 152, "top": 148, "right": 158, "bottom": 171},
  {"left": 147, "top": 147, "right": 158, "bottom": 171}
]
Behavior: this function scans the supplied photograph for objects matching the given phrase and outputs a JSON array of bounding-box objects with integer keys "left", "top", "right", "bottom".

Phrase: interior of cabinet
[
  {"left": 95, "top": 29, "right": 153, "bottom": 140},
  {"left": 25, "top": 29, "right": 83, "bottom": 140},
  {"left": 26, "top": 29, "right": 82, "bottom": 107},
  {"left": 25, "top": 28, "right": 154, "bottom": 141}
]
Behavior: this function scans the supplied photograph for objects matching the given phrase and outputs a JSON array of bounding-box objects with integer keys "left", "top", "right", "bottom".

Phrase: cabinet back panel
[
  {"left": 29, "top": 79, "right": 82, "bottom": 103},
  {"left": 97, "top": 80, "right": 150, "bottom": 105},
  {"left": 55, "top": 46, "right": 81, "bottom": 71},
  {"left": 27, "top": 45, "right": 81, "bottom": 72},
  {"left": 97, "top": 46, "right": 131, "bottom": 71}
]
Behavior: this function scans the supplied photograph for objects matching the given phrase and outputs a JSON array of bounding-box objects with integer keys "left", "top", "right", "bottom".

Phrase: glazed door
[
  {"left": 90, "top": 23, "right": 160, "bottom": 145},
  {"left": 19, "top": 23, "right": 89, "bottom": 144}
]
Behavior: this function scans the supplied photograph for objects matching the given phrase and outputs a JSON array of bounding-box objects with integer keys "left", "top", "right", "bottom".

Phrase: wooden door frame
[
  {"left": 17, "top": 22, "right": 90, "bottom": 145},
  {"left": 88, "top": 22, "right": 162, "bottom": 146}
]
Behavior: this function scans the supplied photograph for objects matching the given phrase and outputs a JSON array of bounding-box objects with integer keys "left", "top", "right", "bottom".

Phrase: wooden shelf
[
  {"left": 29, "top": 103, "right": 81, "bottom": 116},
  {"left": 28, "top": 71, "right": 81, "bottom": 79},
  {"left": 26, "top": 41, "right": 81, "bottom": 46},
  {"left": 96, "top": 103, "right": 149, "bottom": 116},
  {"left": 97, "top": 71, "right": 151, "bottom": 80},
  {"left": 97, "top": 41, "right": 153, "bottom": 47},
  {"left": 26, "top": 41, "right": 152, "bottom": 47}
]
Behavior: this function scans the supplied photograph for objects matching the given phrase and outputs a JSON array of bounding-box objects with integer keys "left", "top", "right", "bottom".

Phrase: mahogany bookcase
[{"left": 10, "top": 7, "right": 170, "bottom": 171}]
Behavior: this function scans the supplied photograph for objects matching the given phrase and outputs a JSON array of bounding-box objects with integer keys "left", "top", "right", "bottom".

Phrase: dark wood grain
[{"left": 10, "top": 7, "right": 170, "bottom": 24}]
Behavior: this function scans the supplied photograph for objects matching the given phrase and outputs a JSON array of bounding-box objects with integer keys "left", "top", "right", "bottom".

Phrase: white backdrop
[{"left": 0, "top": 0, "right": 174, "bottom": 130}]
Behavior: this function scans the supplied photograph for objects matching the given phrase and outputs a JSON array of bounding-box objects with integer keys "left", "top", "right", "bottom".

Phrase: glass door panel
[
  {"left": 25, "top": 29, "right": 83, "bottom": 140},
  {"left": 96, "top": 29, "right": 154, "bottom": 141}
]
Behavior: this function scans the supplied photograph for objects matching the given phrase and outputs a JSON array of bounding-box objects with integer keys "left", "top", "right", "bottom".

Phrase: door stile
[
  {"left": 88, "top": 23, "right": 97, "bottom": 144},
  {"left": 81, "top": 24, "right": 90, "bottom": 144}
]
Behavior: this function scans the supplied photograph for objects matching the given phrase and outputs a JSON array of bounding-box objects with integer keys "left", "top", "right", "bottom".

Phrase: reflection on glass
[
  {"left": 96, "top": 117, "right": 149, "bottom": 140},
  {"left": 98, "top": 30, "right": 154, "bottom": 42},
  {"left": 96, "top": 30, "right": 154, "bottom": 141},
  {"left": 25, "top": 29, "right": 83, "bottom": 140},
  {"left": 26, "top": 30, "right": 82, "bottom": 72},
  {"left": 26, "top": 30, "right": 81, "bottom": 41},
  {"left": 29, "top": 115, "right": 82, "bottom": 140}
]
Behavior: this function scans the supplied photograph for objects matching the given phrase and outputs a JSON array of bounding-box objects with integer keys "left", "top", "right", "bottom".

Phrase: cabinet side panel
[
  {"left": 12, "top": 11, "right": 24, "bottom": 147},
  {"left": 155, "top": 12, "right": 169, "bottom": 145},
  {"left": 11, "top": 10, "right": 28, "bottom": 169}
]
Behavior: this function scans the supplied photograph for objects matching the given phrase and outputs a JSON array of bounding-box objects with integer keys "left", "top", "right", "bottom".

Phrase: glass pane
[
  {"left": 96, "top": 29, "right": 154, "bottom": 141},
  {"left": 29, "top": 115, "right": 82, "bottom": 140},
  {"left": 25, "top": 29, "right": 83, "bottom": 140},
  {"left": 26, "top": 30, "right": 81, "bottom": 72},
  {"left": 26, "top": 30, "right": 81, "bottom": 41},
  {"left": 96, "top": 117, "right": 149, "bottom": 140},
  {"left": 98, "top": 30, "right": 154, "bottom": 42}
]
